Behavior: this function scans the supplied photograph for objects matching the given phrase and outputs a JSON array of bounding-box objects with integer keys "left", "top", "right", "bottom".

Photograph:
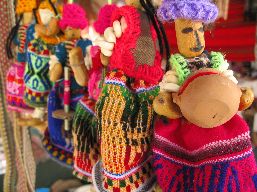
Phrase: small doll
[
  {"left": 5, "top": 0, "right": 37, "bottom": 112},
  {"left": 71, "top": 4, "right": 118, "bottom": 182},
  {"left": 23, "top": 0, "right": 64, "bottom": 117},
  {"left": 43, "top": 3, "right": 91, "bottom": 167},
  {"left": 93, "top": 0, "right": 169, "bottom": 191},
  {"left": 152, "top": 1, "right": 257, "bottom": 191}
]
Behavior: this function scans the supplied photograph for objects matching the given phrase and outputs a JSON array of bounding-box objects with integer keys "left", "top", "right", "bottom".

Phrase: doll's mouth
[{"left": 190, "top": 46, "right": 204, "bottom": 52}]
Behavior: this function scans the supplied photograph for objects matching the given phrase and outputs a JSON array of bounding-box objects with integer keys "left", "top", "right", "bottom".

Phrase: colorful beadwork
[
  {"left": 24, "top": 39, "right": 52, "bottom": 107},
  {"left": 94, "top": 70, "right": 159, "bottom": 191}
]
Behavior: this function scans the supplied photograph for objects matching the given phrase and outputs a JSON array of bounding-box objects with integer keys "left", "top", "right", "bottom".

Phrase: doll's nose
[{"left": 194, "top": 31, "right": 202, "bottom": 48}]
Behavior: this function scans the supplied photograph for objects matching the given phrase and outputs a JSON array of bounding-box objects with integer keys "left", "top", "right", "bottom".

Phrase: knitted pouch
[
  {"left": 153, "top": 115, "right": 257, "bottom": 192},
  {"left": 93, "top": 70, "right": 159, "bottom": 192},
  {"left": 6, "top": 62, "right": 32, "bottom": 112}
]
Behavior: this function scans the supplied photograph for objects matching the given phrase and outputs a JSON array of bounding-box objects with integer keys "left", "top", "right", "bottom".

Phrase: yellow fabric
[{"left": 16, "top": 0, "right": 37, "bottom": 14}]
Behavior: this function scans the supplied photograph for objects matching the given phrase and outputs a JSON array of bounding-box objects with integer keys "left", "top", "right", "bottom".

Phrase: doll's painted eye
[
  {"left": 198, "top": 27, "right": 204, "bottom": 32},
  {"left": 182, "top": 27, "right": 193, "bottom": 34}
]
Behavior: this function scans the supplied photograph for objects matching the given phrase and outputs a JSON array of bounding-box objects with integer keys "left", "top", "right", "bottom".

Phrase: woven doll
[
  {"left": 5, "top": 0, "right": 38, "bottom": 113},
  {"left": 71, "top": 4, "right": 118, "bottom": 182},
  {"left": 93, "top": 0, "right": 169, "bottom": 191},
  {"left": 152, "top": 1, "right": 257, "bottom": 191},
  {"left": 43, "top": 3, "right": 91, "bottom": 167},
  {"left": 23, "top": 0, "right": 65, "bottom": 118}
]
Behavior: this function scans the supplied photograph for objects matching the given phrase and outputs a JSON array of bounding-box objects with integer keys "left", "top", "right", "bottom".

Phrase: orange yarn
[{"left": 16, "top": 0, "right": 37, "bottom": 14}]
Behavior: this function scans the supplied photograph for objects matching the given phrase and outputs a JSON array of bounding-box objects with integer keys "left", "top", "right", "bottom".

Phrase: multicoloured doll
[
  {"left": 152, "top": 0, "right": 257, "bottom": 191},
  {"left": 43, "top": 3, "right": 91, "bottom": 167},
  {"left": 5, "top": 0, "right": 37, "bottom": 112},
  {"left": 93, "top": 0, "right": 169, "bottom": 191},
  {"left": 72, "top": 4, "right": 118, "bottom": 182},
  {"left": 23, "top": 0, "right": 64, "bottom": 117}
]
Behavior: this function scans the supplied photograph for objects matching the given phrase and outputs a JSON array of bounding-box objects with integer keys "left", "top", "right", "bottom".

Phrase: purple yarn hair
[{"left": 157, "top": 0, "right": 218, "bottom": 23}]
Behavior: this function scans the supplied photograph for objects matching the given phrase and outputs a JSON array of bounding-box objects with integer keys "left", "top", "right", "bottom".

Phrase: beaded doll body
[{"left": 93, "top": 1, "right": 169, "bottom": 191}]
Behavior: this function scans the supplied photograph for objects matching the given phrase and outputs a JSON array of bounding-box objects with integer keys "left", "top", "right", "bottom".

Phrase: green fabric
[
  {"left": 170, "top": 54, "right": 191, "bottom": 86},
  {"left": 170, "top": 52, "right": 225, "bottom": 85},
  {"left": 210, "top": 51, "right": 226, "bottom": 70}
]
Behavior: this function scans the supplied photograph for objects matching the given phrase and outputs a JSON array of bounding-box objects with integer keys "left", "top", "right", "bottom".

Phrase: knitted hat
[
  {"left": 93, "top": 4, "right": 118, "bottom": 35},
  {"left": 153, "top": 115, "right": 257, "bottom": 191},
  {"left": 59, "top": 4, "right": 88, "bottom": 30},
  {"left": 16, "top": 0, "right": 37, "bottom": 15},
  {"left": 157, "top": 0, "right": 218, "bottom": 23}
]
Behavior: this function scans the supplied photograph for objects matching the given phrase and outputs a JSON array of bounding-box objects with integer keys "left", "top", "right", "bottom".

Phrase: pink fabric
[
  {"left": 93, "top": 4, "right": 118, "bottom": 35},
  {"left": 59, "top": 3, "right": 88, "bottom": 30},
  {"left": 110, "top": 6, "right": 163, "bottom": 84},
  {"left": 6, "top": 63, "right": 32, "bottom": 112},
  {"left": 153, "top": 116, "right": 257, "bottom": 192},
  {"left": 88, "top": 46, "right": 103, "bottom": 100},
  {"left": 63, "top": 80, "right": 71, "bottom": 105}
]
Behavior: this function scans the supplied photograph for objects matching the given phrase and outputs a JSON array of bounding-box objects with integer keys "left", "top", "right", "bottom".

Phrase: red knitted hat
[{"left": 59, "top": 3, "right": 88, "bottom": 30}]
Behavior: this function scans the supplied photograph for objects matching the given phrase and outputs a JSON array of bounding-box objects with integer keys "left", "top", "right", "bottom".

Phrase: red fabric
[
  {"left": 165, "top": 0, "right": 256, "bottom": 62},
  {"left": 154, "top": 115, "right": 248, "bottom": 151},
  {"left": 110, "top": 6, "right": 163, "bottom": 84},
  {"left": 153, "top": 115, "right": 257, "bottom": 192}
]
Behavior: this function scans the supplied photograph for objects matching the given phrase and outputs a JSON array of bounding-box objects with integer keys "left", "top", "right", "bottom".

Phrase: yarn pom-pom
[
  {"left": 93, "top": 4, "right": 118, "bottom": 34},
  {"left": 157, "top": 0, "right": 218, "bottom": 23},
  {"left": 59, "top": 3, "right": 88, "bottom": 30}
]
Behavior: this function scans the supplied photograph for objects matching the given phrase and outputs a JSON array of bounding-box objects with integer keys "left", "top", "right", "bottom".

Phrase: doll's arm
[
  {"left": 70, "top": 47, "right": 89, "bottom": 86},
  {"left": 49, "top": 44, "right": 66, "bottom": 82},
  {"left": 49, "top": 55, "right": 63, "bottom": 82}
]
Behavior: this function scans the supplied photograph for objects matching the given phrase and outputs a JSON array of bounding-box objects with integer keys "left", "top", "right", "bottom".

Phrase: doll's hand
[
  {"left": 95, "top": 17, "right": 127, "bottom": 57},
  {"left": 222, "top": 70, "right": 238, "bottom": 84},
  {"left": 159, "top": 70, "right": 180, "bottom": 92}
]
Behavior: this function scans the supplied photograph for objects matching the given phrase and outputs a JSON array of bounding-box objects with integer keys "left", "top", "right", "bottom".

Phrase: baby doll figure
[
  {"left": 93, "top": 0, "right": 169, "bottom": 191},
  {"left": 5, "top": 0, "right": 37, "bottom": 113},
  {"left": 72, "top": 4, "right": 118, "bottom": 182},
  {"left": 152, "top": 1, "right": 257, "bottom": 191},
  {"left": 43, "top": 3, "right": 91, "bottom": 167}
]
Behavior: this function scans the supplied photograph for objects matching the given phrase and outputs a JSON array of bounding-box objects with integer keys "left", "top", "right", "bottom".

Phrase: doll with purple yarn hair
[{"left": 152, "top": 0, "right": 257, "bottom": 191}]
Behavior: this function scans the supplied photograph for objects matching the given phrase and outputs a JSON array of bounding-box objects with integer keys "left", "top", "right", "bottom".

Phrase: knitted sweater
[
  {"left": 110, "top": 6, "right": 163, "bottom": 84},
  {"left": 153, "top": 116, "right": 257, "bottom": 192}
]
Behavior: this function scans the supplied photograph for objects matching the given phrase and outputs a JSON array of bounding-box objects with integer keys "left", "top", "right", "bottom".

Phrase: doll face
[
  {"left": 64, "top": 27, "right": 81, "bottom": 40},
  {"left": 173, "top": 71, "right": 241, "bottom": 128},
  {"left": 39, "top": 9, "right": 55, "bottom": 25},
  {"left": 175, "top": 19, "right": 205, "bottom": 58},
  {"left": 125, "top": 0, "right": 142, "bottom": 8}
]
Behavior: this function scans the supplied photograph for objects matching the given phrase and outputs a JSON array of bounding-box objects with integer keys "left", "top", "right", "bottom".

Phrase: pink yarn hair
[
  {"left": 93, "top": 4, "right": 118, "bottom": 34},
  {"left": 59, "top": 4, "right": 88, "bottom": 30}
]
